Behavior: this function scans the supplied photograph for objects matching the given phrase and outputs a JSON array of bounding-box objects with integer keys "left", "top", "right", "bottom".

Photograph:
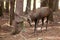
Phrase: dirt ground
[{"left": 0, "top": 11, "right": 60, "bottom": 40}]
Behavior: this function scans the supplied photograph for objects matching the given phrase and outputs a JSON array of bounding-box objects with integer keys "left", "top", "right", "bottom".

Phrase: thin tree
[
  {"left": 0, "top": 1, "right": 3, "bottom": 17},
  {"left": 40, "top": 0, "right": 48, "bottom": 7},
  {"left": 53, "top": 0, "right": 58, "bottom": 11},
  {"left": 33, "top": 0, "right": 36, "bottom": 11},
  {"left": 10, "top": 0, "right": 15, "bottom": 25},
  {"left": 25, "top": 0, "right": 31, "bottom": 14},
  {"left": 49, "top": 0, "right": 54, "bottom": 10},
  {"left": 6, "top": 1, "right": 9, "bottom": 13}
]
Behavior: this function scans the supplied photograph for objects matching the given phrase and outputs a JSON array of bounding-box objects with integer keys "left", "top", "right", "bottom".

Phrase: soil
[{"left": 0, "top": 11, "right": 60, "bottom": 40}]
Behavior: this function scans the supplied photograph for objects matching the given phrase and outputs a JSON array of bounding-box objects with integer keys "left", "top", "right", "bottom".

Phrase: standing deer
[{"left": 27, "top": 7, "right": 54, "bottom": 33}]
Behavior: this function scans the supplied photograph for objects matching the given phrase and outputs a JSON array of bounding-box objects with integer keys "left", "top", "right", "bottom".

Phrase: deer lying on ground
[{"left": 27, "top": 7, "right": 54, "bottom": 33}]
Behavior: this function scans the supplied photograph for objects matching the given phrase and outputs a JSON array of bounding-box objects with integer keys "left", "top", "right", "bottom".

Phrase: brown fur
[{"left": 27, "top": 7, "right": 54, "bottom": 33}]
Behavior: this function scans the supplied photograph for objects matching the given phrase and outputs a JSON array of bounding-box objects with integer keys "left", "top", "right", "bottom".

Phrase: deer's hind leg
[
  {"left": 45, "top": 17, "right": 49, "bottom": 31},
  {"left": 41, "top": 18, "right": 44, "bottom": 32}
]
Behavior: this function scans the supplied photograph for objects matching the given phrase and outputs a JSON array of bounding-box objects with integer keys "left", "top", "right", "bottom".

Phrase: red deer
[{"left": 27, "top": 7, "right": 54, "bottom": 33}]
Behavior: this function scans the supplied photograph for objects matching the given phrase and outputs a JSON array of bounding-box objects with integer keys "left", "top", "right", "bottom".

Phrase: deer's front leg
[{"left": 34, "top": 19, "right": 37, "bottom": 33}]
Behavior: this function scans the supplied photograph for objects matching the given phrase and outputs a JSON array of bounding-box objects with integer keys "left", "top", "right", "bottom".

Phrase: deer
[{"left": 27, "top": 7, "right": 54, "bottom": 33}]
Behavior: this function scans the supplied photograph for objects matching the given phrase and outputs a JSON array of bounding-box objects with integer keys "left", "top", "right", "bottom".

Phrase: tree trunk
[
  {"left": 11, "top": 0, "right": 23, "bottom": 35},
  {"left": 41, "top": 0, "right": 48, "bottom": 7},
  {"left": 49, "top": 0, "right": 54, "bottom": 10},
  {"left": 25, "top": 0, "right": 31, "bottom": 14},
  {"left": 33, "top": 0, "right": 36, "bottom": 11},
  {"left": 6, "top": 1, "right": 9, "bottom": 13},
  {"left": 0, "top": 1, "right": 3, "bottom": 17},
  {"left": 53, "top": 0, "right": 58, "bottom": 11},
  {"left": 10, "top": 0, "right": 15, "bottom": 25}
]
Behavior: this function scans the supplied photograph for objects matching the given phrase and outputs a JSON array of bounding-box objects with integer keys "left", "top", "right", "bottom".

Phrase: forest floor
[{"left": 0, "top": 11, "right": 60, "bottom": 40}]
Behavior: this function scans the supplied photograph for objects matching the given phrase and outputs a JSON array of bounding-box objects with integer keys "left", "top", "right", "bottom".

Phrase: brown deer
[{"left": 27, "top": 7, "right": 54, "bottom": 33}]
